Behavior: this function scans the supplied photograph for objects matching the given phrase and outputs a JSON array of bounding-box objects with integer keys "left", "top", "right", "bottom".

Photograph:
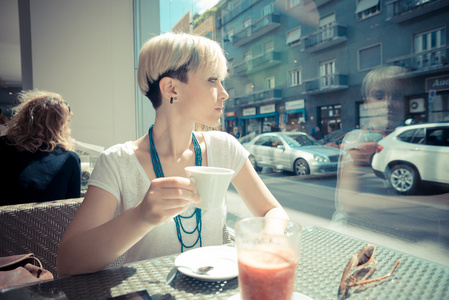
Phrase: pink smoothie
[{"left": 238, "top": 247, "right": 298, "bottom": 300}]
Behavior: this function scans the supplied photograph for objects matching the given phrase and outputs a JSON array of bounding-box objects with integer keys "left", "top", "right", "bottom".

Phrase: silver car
[{"left": 243, "top": 132, "right": 341, "bottom": 175}]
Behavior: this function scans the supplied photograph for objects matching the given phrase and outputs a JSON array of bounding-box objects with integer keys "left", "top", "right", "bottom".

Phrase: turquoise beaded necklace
[{"left": 148, "top": 125, "right": 202, "bottom": 252}]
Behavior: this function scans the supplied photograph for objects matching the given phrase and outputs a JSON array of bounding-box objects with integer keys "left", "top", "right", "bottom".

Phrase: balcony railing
[
  {"left": 233, "top": 61, "right": 247, "bottom": 76},
  {"left": 232, "top": 14, "right": 281, "bottom": 47},
  {"left": 235, "top": 89, "right": 282, "bottom": 106},
  {"left": 387, "top": 46, "right": 449, "bottom": 74},
  {"left": 302, "top": 24, "right": 347, "bottom": 53},
  {"left": 247, "top": 51, "right": 281, "bottom": 74},
  {"left": 222, "top": 0, "right": 262, "bottom": 25},
  {"left": 303, "top": 74, "right": 348, "bottom": 94},
  {"left": 232, "top": 51, "right": 281, "bottom": 76},
  {"left": 386, "top": 0, "right": 449, "bottom": 23}
]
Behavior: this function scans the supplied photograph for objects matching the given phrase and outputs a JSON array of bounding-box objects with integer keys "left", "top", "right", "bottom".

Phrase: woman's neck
[{"left": 151, "top": 117, "right": 196, "bottom": 160}]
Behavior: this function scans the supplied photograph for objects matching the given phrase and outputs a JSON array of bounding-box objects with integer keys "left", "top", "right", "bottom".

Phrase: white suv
[{"left": 372, "top": 122, "right": 449, "bottom": 195}]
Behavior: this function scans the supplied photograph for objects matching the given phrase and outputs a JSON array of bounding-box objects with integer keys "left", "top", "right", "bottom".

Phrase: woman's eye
[{"left": 209, "top": 77, "right": 218, "bottom": 83}]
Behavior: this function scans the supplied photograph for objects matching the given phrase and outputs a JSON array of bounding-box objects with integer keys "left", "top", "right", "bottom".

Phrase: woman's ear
[{"left": 159, "top": 77, "right": 178, "bottom": 102}]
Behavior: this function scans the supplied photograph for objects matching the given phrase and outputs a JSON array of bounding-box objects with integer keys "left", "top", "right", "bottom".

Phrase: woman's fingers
[{"left": 138, "top": 177, "right": 200, "bottom": 225}]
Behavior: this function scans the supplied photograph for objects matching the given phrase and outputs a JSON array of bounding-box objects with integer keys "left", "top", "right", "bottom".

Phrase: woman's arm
[
  {"left": 57, "top": 177, "right": 199, "bottom": 276},
  {"left": 232, "top": 159, "right": 289, "bottom": 220}
]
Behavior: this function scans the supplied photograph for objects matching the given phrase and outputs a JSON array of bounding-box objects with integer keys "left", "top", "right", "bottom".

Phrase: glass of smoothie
[{"left": 234, "top": 217, "right": 302, "bottom": 300}]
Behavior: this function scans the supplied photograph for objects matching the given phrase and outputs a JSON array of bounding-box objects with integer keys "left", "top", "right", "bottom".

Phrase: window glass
[
  {"left": 289, "top": 67, "right": 301, "bottom": 87},
  {"left": 165, "top": 0, "right": 449, "bottom": 271},
  {"left": 397, "top": 129, "right": 416, "bottom": 143},
  {"left": 286, "top": 27, "right": 301, "bottom": 46},
  {"left": 359, "top": 44, "right": 381, "bottom": 70}
]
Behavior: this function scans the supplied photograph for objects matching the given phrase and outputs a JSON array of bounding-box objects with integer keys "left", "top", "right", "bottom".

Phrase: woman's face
[
  {"left": 176, "top": 69, "right": 229, "bottom": 127},
  {"left": 364, "top": 84, "right": 405, "bottom": 131}
]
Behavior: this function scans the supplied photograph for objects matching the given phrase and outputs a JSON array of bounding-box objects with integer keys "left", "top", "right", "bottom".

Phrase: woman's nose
[{"left": 219, "top": 83, "right": 229, "bottom": 101}]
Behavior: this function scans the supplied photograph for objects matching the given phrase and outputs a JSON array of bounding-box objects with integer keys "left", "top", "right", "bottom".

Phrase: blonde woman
[
  {"left": 0, "top": 89, "right": 80, "bottom": 205},
  {"left": 58, "top": 32, "right": 288, "bottom": 275}
]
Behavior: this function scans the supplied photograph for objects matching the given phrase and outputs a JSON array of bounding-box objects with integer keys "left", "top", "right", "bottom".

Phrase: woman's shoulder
[
  {"left": 201, "top": 130, "right": 235, "bottom": 144},
  {"left": 102, "top": 141, "right": 135, "bottom": 156}
]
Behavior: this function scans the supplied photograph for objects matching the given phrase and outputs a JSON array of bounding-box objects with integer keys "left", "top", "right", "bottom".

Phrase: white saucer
[
  {"left": 174, "top": 245, "right": 238, "bottom": 281},
  {"left": 227, "top": 292, "right": 313, "bottom": 300}
]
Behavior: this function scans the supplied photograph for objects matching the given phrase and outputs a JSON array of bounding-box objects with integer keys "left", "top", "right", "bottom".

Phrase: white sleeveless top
[{"left": 89, "top": 131, "right": 249, "bottom": 264}]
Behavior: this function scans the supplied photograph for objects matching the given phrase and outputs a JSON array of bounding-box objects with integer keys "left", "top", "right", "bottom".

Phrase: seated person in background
[
  {"left": 0, "top": 89, "right": 81, "bottom": 205},
  {"left": 57, "top": 32, "right": 288, "bottom": 276}
]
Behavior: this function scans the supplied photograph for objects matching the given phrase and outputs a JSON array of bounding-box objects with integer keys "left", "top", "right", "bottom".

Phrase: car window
[
  {"left": 254, "top": 136, "right": 271, "bottom": 147},
  {"left": 410, "top": 128, "right": 425, "bottom": 144},
  {"left": 369, "top": 132, "right": 384, "bottom": 142},
  {"left": 397, "top": 128, "right": 426, "bottom": 144},
  {"left": 427, "top": 128, "right": 449, "bottom": 146},
  {"left": 280, "top": 134, "right": 302, "bottom": 148},
  {"left": 291, "top": 134, "right": 318, "bottom": 146},
  {"left": 270, "top": 136, "right": 283, "bottom": 148}
]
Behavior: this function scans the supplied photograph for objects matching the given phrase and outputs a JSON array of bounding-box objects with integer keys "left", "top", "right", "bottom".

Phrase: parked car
[
  {"left": 318, "top": 128, "right": 353, "bottom": 145},
  {"left": 325, "top": 130, "right": 386, "bottom": 164},
  {"left": 242, "top": 132, "right": 341, "bottom": 175},
  {"left": 372, "top": 122, "right": 449, "bottom": 195}
]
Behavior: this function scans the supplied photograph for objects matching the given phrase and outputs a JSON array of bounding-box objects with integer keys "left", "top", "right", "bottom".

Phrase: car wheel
[
  {"left": 294, "top": 159, "right": 310, "bottom": 176},
  {"left": 248, "top": 155, "right": 262, "bottom": 171},
  {"left": 388, "top": 164, "right": 419, "bottom": 195}
]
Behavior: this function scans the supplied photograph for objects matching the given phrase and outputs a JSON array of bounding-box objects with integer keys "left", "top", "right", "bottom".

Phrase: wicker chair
[
  {"left": 0, "top": 198, "right": 86, "bottom": 277},
  {"left": 0, "top": 198, "right": 233, "bottom": 278}
]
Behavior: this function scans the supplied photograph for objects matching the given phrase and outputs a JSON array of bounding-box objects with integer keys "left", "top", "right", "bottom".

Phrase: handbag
[{"left": 0, "top": 253, "right": 54, "bottom": 290}]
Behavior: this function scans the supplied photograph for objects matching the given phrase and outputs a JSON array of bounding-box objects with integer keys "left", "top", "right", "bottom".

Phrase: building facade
[{"left": 210, "top": 0, "right": 449, "bottom": 137}]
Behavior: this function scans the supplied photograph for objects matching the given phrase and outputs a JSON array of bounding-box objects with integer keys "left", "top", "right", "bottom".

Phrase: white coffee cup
[{"left": 185, "top": 166, "right": 235, "bottom": 210}]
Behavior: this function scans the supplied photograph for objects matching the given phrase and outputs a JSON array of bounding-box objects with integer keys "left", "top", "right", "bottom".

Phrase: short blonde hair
[
  {"left": 361, "top": 66, "right": 407, "bottom": 99},
  {"left": 138, "top": 32, "right": 228, "bottom": 109},
  {"left": 6, "top": 89, "right": 74, "bottom": 152}
]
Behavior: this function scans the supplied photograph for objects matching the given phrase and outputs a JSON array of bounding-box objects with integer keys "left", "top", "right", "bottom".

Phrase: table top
[{"left": 1, "top": 226, "right": 448, "bottom": 300}]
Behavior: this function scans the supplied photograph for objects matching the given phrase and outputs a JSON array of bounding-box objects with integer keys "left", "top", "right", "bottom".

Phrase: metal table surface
[{"left": 1, "top": 226, "right": 448, "bottom": 299}]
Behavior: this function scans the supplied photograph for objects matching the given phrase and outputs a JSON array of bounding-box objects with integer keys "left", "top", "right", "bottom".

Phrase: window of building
[
  {"left": 263, "top": 40, "right": 274, "bottom": 53},
  {"left": 243, "top": 17, "right": 252, "bottom": 28},
  {"left": 414, "top": 27, "right": 446, "bottom": 69},
  {"left": 245, "top": 83, "right": 254, "bottom": 94},
  {"left": 287, "top": 0, "right": 301, "bottom": 9},
  {"left": 356, "top": 0, "right": 381, "bottom": 21},
  {"left": 244, "top": 50, "right": 252, "bottom": 62},
  {"left": 226, "top": 29, "right": 234, "bottom": 43},
  {"left": 286, "top": 27, "right": 301, "bottom": 47},
  {"left": 320, "top": 59, "right": 336, "bottom": 88},
  {"left": 289, "top": 68, "right": 302, "bottom": 87},
  {"left": 262, "top": 3, "right": 274, "bottom": 16},
  {"left": 359, "top": 44, "right": 381, "bottom": 70},
  {"left": 319, "top": 13, "right": 336, "bottom": 41},
  {"left": 265, "top": 76, "right": 275, "bottom": 89}
]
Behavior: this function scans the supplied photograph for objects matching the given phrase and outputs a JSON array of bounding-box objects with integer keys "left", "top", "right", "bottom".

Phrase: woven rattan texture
[{"left": 0, "top": 198, "right": 84, "bottom": 277}]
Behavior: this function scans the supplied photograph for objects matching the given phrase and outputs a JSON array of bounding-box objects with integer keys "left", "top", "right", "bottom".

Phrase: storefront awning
[
  {"left": 284, "top": 108, "right": 306, "bottom": 122},
  {"left": 225, "top": 116, "right": 238, "bottom": 121},
  {"left": 355, "top": 0, "right": 379, "bottom": 13},
  {"left": 240, "top": 112, "right": 278, "bottom": 120}
]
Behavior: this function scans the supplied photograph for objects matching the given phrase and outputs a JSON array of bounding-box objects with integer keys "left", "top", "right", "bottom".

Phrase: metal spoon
[{"left": 154, "top": 262, "right": 214, "bottom": 275}]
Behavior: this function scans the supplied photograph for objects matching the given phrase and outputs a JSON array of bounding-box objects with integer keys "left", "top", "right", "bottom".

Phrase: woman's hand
[{"left": 137, "top": 177, "right": 200, "bottom": 226}]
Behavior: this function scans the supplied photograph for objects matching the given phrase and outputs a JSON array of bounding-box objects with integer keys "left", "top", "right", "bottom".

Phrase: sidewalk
[{"left": 225, "top": 189, "right": 449, "bottom": 267}]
